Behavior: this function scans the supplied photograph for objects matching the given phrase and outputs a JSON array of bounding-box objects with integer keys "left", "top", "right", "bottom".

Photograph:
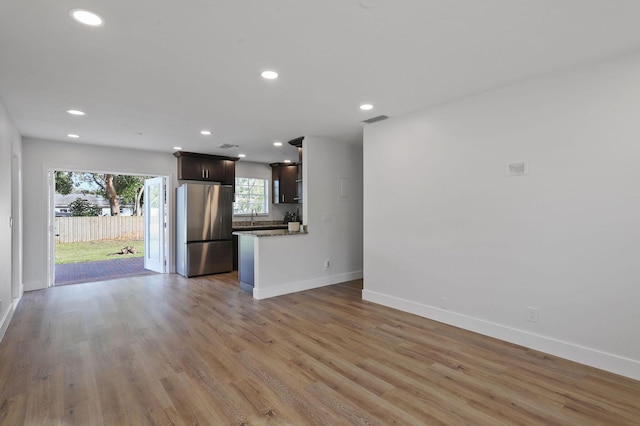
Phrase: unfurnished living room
[{"left": 1, "top": 1, "right": 640, "bottom": 424}]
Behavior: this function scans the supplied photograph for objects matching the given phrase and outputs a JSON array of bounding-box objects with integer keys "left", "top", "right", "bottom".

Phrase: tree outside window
[{"left": 234, "top": 178, "right": 268, "bottom": 215}]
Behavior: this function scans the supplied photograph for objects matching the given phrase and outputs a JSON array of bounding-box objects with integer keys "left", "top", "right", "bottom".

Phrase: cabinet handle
[
  {"left": 202, "top": 169, "right": 205, "bottom": 179},
  {"left": 281, "top": 194, "right": 284, "bottom": 202},
  {"left": 206, "top": 170, "right": 209, "bottom": 179}
]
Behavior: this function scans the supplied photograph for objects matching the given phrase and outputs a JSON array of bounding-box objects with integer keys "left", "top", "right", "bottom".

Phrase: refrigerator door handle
[{"left": 208, "top": 185, "right": 214, "bottom": 239}]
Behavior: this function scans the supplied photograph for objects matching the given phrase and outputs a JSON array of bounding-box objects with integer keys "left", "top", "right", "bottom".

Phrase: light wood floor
[{"left": 1, "top": 273, "right": 639, "bottom": 425}]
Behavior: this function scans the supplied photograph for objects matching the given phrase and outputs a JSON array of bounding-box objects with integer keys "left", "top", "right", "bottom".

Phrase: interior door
[{"left": 144, "top": 177, "right": 166, "bottom": 273}]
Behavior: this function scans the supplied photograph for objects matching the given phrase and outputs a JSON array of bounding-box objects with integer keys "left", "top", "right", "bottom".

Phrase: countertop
[{"left": 233, "top": 229, "right": 309, "bottom": 238}]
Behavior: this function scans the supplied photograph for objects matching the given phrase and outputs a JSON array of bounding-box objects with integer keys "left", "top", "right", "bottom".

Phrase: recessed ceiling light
[
  {"left": 67, "top": 134, "right": 80, "bottom": 138},
  {"left": 360, "top": 104, "right": 374, "bottom": 111},
  {"left": 70, "top": 9, "right": 104, "bottom": 26},
  {"left": 67, "top": 109, "right": 85, "bottom": 116},
  {"left": 273, "top": 141, "right": 283, "bottom": 147},
  {"left": 173, "top": 146, "right": 183, "bottom": 150},
  {"left": 238, "top": 154, "right": 246, "bottom": 158},
  {"left": 200, "top": 130, "right": 212, "bottom": 135},
  {"left": 261, "top": 70, "right": 278, "bottom": 80},
  {"left": 284, "top": 159, "right": 291, "bottom": 163}
]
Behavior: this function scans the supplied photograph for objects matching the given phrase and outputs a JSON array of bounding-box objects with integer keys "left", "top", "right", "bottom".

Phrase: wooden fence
[{"left": 55, "top": 216, "right": 144, "bottom": 243}]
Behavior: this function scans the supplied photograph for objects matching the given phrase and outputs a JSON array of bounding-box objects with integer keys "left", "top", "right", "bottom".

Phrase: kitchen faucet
[{"left": 251, "top": 208, "right": 256, "bottom": 226}]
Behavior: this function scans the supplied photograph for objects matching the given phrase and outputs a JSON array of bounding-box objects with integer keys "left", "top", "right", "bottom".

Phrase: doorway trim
[{"left": 45, "top": 166, "right": 172, "bottom": 288}]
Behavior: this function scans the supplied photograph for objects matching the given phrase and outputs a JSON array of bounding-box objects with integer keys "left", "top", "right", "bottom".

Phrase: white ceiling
[{"left": 2, "top": 1, "right": 640, "bottom": 164}]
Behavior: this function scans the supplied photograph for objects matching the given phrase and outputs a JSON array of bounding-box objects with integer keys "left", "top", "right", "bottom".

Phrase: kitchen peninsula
[
  {"left": 234, "top": 228, "right": 308, "bottom": 296},
  {"left": 232, "top": 221, "right": 289, "bottom": 270},
  {"left": 227, "top": 136, "right": 361, "bottom": 301}
]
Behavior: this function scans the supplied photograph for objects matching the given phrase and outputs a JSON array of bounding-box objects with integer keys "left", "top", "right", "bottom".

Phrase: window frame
[{"left": 233, "top": 177, "right": 269, "bottom": 216}]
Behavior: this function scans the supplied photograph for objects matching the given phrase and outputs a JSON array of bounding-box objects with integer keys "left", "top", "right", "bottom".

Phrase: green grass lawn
[{"left": 55, "top": 240, "right": 144, "bottom": 264}]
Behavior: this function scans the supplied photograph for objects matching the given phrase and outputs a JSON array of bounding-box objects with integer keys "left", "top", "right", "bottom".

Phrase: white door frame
[
  {"left": 46, "top": 167, "right": 171, "bottom": 287},
  {"left": 11, "top": 153, "right": 22, "bottom": 299}
]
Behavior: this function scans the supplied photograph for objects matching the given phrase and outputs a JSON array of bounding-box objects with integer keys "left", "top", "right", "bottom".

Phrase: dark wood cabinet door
[
  {"left": 204, "top": 158, "right": 225, "bottom": 182},
  {"left": 176, "top": 152, "right": 237, "bottom": 184},
  {"left": 177, "top": 155, "right": 206, "bottom": 180},
  {"left": 271, "top": 166, "right": 281, "bottom": 203},
  {"left": 203, "top": 159, "right": 235, "bottom": 185},
  {"left": 224, "top": 160, "right": 235, "bottom": 189},
  {"left": 280, "top": 165, "right": 298, "bottom": 203},
  {"left": 271, "top": 164, "right": 298, "bottom": 204}
]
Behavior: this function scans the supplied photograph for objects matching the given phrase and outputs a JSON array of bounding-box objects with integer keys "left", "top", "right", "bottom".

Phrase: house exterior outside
[{"left": 55, "top": 193, "right": 135, "bottom": 216}]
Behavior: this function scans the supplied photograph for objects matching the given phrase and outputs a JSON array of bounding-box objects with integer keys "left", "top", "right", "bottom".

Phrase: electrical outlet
[
  {"left": 441, "top": 297, "right": 448, "bottom": 310},
  {"left": 527, "top": 307, "right": 539, "bottom": 323},
  {"left": 0, "top": 299, "right": 3, "bottom": 312},
  {"left": 324, "top": 259, "right": 330, "bottom": 270}
]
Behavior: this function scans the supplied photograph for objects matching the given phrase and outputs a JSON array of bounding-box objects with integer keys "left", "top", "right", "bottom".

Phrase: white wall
[
  {"left": 0, "top": 98, "right": 22, "bottom": 340},
  {"left": 253, "top": 136, "right": 363, "bottom": 299},
  {"left": 22, "top": 138, "right": 178, "bottom": 291},
  {"left": 234, "top": 160, "right": 293, "bottom": 222},
  {"left": 363, "top": 51, "right": 640, "bottom": 380}
]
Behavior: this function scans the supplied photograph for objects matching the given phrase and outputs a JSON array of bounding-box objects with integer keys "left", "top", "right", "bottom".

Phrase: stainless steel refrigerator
[{"left": 176, "top": 183, "right": 233, "bottom": 277}]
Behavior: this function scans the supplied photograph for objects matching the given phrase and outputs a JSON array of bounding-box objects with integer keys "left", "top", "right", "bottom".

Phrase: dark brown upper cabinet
[
  {"left": 270, "top": 163, "right": 299, "bottom": 204},
  {"left": 174, "top": 151, "right": 238, "bottom": 186}
]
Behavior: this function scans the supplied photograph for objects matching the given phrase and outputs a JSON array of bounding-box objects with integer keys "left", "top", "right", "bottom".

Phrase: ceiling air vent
[
  {"left": 362, "top": 115, "right": 389, "bottom": 124},
  {"left": 505, "top": 161, "right": 528, "bottom": 176},
  {"left": 217, "top": 143, "right": 239, "bottom": 149}
]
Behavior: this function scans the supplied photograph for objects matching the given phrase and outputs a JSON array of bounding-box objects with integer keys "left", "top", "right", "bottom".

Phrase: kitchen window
[{"left": 234, "top": 177, "right": 269, "bottom": 215}]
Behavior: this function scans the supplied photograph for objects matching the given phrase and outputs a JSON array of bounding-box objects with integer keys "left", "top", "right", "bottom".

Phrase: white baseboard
[
  {"left": 362, "top": 289, "right": 640, "bottom": 381},
  {"left": 254, "top": 270, "right": 363, "bottom": 300},
  {"left": 0, "top": 296, "right": 20, "bottom": 343},
  {"left": 23, "top": 280, "right": 46, "bottom": 292}
]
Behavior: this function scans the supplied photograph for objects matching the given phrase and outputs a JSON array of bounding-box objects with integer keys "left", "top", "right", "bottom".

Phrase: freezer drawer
[{"left": 184, "top": 240, "right": 233, "bottom": 277}]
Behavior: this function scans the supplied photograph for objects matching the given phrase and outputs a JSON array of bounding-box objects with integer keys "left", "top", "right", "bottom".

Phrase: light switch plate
[{"left": 339, "top": 177, "right": 351, "bottom": 200}]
